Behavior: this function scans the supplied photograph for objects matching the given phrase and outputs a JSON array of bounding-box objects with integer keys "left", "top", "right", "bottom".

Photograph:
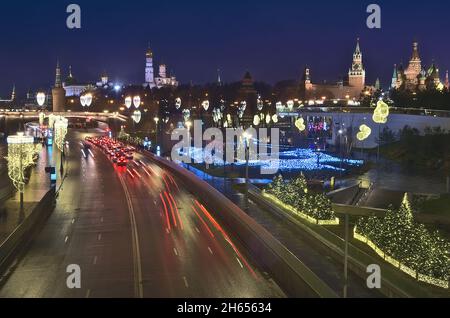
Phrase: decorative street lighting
[
  {"left": 36, "top": 92, "right": 46, "bottom": 107},
  {"left": 242, "top": 132, "right": 252, "bottom": 187},
  {"left": 133, "top": 96, "right": 141, "bottom": 108},
  {"left": 6, "top": 132, "right": 36, "bottom": 211},
  {"left": 154, "top": 117, "right": 160, "bottom": 149},
  {"left": 125, "top": 96, "right": 132, "bottom": 109},
  {"left": 85, "top": 93, "right": 93, "bottom": 107},
  {"left": 54, "top": 116, "right": 68, "bottom": 174}
]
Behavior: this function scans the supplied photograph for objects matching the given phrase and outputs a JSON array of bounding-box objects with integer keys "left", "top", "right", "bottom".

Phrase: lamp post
[
  {"left": 243, "top": 132, "right": 252, "bottom": 187},
  {"left": 186, "top": 121, "right": 192, "bottom": 165},
  {"left": 6, "top": 132, "right": 35, "bottom": 212},
  {"left": 154, "top": 117, "right": 159, "bottom": 151}
]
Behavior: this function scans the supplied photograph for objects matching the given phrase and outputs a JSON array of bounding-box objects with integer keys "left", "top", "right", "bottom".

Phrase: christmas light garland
[{"left": 355, "top": 194, "right": 450, "bottom": 289}]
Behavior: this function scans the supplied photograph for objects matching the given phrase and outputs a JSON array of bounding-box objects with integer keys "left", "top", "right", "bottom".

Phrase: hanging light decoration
[
  {"left": 373, "top": 100, "right": 389, "bottom": 124},
  {"left": 182, "top": 109, "right": 191, "bottom": 122},
  {"left": 85, "top": 93, "right": 93, "bottom": 107},
  {"left": 357, "top": 124, "right": 372, "bottom": 141},
  {"left": 54, "top": 117, "right": 68, "bottom": 152},
  {"left": 253, "top": 115, "right": 261, "bottom": 126},
  {"left": 132, "top": 110, "right": 142, "bottom": 123},
  {"left": 133, "top": 96, "right": 141, "bottom": 108},
  {"left": 202, "top": 100, "right": 210, "bottom": 111},
  {"left": 39, "top": 112, "right": 45, "bottom": 126},
  {"left": 125, "top": 96, "right": 132, "bottom": 109},
  {"left": 175, "top": 97, "right": 182, "bottom": 109},
  {"left": 36, "top": 92, "right": 46, "bottom": 107},
  {"left": 295, "top": 118, "right": 306, "bottom": 132},
  {"left": 287, "top": 100, "right": 294, "bottom": 111},
  {"left": 266, "top": 113, "right": 271, "bottom": 125},
  {"left": 272, "top": 114, "right": 279, "bottom": 123},
  {"left": 80, "top": 95, "right": 87, "bottom": 107},
  {"left": 257, "top": 96, "right": 264, "bottom": 111}
]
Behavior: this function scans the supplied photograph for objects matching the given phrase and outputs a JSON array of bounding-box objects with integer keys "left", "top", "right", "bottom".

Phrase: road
[{"left": 0, "top": 130, "right": 284, "bottom": 298}]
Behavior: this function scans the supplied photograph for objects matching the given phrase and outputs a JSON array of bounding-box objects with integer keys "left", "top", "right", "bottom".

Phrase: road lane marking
[
  {"left": 118, "top": 173, "right": 144, "bottom": 298},
  {"left": 64, "top": 236, "right": 69, "bottom": 244},
  {"left": 97, "top": 234, "right": 102, "bottom": 241},
  {"left": 71, "top": 218, "right": 75, "bottom": 224},
  {"left": 236, "top": 257, "right": 244, "bottom": 269},
  {"left": 100, "top": 217, "right": 104, "bottom": 223},
  {"left": 208, "top": 247, "right": 214, "bottom": 255},
  {"left": 173, "top": 248, "right": 179, "bottom": 256},
  {"left": 93, "top": 256, "right": 98, "bottom": 265},
  {"left": 183, "top": 276, "right": 189, "bottom": 288},
  {"left": 195, "top": 227, "right": 200, "bottom": 233},
  {"left": 85, "top": 289, "right": 91, "bottom": 298}
]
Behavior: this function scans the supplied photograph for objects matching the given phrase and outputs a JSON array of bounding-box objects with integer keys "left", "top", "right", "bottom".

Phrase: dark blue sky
[{"left": 1, "top": 0, "right": 450, "bottom": 97}]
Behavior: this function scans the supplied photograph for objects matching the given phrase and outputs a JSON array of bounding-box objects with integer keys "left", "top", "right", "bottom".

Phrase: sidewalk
[{"left": 0, "top": 144, "right": 53, "bottom": 245}]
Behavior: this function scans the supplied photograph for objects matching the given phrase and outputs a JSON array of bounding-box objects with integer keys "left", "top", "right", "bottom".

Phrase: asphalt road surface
[{"left": 0, "top": 130, "right": 284, "bottom": 298}]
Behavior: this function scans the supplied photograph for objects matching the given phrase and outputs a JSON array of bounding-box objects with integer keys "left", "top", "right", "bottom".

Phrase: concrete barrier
[
  {"left": 0, "top": 186, "right": 56, "bottom": 273},
  {"left": 142, "top": 152, "right": 338, "bottom": 298}
]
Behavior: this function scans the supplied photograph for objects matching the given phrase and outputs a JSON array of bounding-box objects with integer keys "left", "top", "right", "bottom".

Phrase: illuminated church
[
  {"left": 143, "top": 46, "right": 178, "bottom": 89},
  {"left": 391, "top": 42, "right": 449, "bottom": 91},
  {"left": 300, "top": 39, "right": 372, "bottom": 101}
]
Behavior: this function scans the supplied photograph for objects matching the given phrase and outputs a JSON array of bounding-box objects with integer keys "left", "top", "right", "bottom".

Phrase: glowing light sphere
[
  {"left": 266, "top": 113, "right": 271, "bottom": 124},
  {"left": 125, "top": 96, "right": 132, "bottom": 109},
  {"left": 257, "top": 97, "right": 264, "bottom": 111},
  {"left": 182, "top": 109, "right": 191, "bottom": 122},
  {"left": 36, "top": 92, "right": 46, "bottom": 107},
  {"left": 132, "top": 110, "right": 142, "bottom": 123},
  {"left": 133, "top": 96, "right": 141, "bottom": 108},
  {"left": 272, "top": 114, "right": 279, "bottom": 123}
]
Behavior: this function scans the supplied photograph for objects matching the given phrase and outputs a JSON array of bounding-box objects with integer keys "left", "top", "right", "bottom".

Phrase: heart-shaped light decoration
[
  {"left": 125, "top": 96, "right": 132, "bottom": 109},
  {"left": 373, "top": 100, "right": 389, "bottom": 124},
  {"left": 85, "top": 93, "right": 93, "bottom": 107},
  {"left": 202, "top": 100, "right": 210, "bottom": 111},
  {"left": 132, "top": 110, "right": 142, "bottom": 123},
  {"left": 175, "top": 97, "right": 182, "bottom": 109},
  {"left": 133, "top": 96, "right": 141, "bottom": 108},
  {"left": 36, "top": 92, "right": 46, "bottom": 107},
  {"left": 80, "top": 95, "right": 87, "bottom": 107}
]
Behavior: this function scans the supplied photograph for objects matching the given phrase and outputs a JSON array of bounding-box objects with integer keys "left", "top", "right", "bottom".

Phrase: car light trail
[
  {"left": 163, "top": 191, "right": 178, "bottom": 228},
  {"left": 194, "top": 200, "right": 258, "bottom": 279},
  {"left": 132, "top": 168, "right": 142, "bottom": 178},
  {"left": 159, "top": 193, "right": 171, "bottom": 231},
  {"left": 168, "top": 192, "right": 183, "bottom": 230},
  {"left": 88, "top": 149, "right": 95, "bottom": 158},
  {"left": 191, "top": 205, "right": 215, "bottom": 238},
  {"left": 162, "top": 174, "right": 170, "bottom": 190},
  {"left": 127, "top": 169, "right": 135, "bottom": 178}
]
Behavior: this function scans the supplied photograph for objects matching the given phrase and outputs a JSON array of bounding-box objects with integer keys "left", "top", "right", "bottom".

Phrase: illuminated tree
[{"left": 5, "top": 133, "right": 38, "bottom": 210}]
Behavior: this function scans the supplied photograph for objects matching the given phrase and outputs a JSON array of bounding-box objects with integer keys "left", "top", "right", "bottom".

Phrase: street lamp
[
  {"left": 243, "top": 132, "right": 252, "bottom": 187},
  {"left": 6, "top": 132, "right": 36, "bottom": 211},
  {"left": 154, "top": 117, "right": 160, "bottom": 150}
]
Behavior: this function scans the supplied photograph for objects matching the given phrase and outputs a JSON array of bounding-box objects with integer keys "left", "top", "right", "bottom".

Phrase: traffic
[{"left": 85, "top": 136, "right": 135, "bottom": 167}]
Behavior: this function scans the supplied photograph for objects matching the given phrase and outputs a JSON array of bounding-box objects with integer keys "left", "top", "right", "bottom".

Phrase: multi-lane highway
[{"left": 0, "top": 130, "right": 284, "bottom": 298}]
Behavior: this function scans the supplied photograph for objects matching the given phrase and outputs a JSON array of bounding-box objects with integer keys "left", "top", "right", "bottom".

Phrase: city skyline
[{"left": 2, "top": 0, "right": 450, "bottom": 97}]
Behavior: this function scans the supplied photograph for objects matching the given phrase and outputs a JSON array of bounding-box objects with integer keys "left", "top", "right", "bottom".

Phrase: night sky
[{"left": 1, "top": 0, "right": 450, "bottom": 98}]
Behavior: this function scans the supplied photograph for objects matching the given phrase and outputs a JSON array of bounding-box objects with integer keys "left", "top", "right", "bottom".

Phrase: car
[
  {"left": 125, "top": 152, "right": 134, "bottom": 160},
  {"left": 117, "top": 157, "right": 127, "bottom": 166}
]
